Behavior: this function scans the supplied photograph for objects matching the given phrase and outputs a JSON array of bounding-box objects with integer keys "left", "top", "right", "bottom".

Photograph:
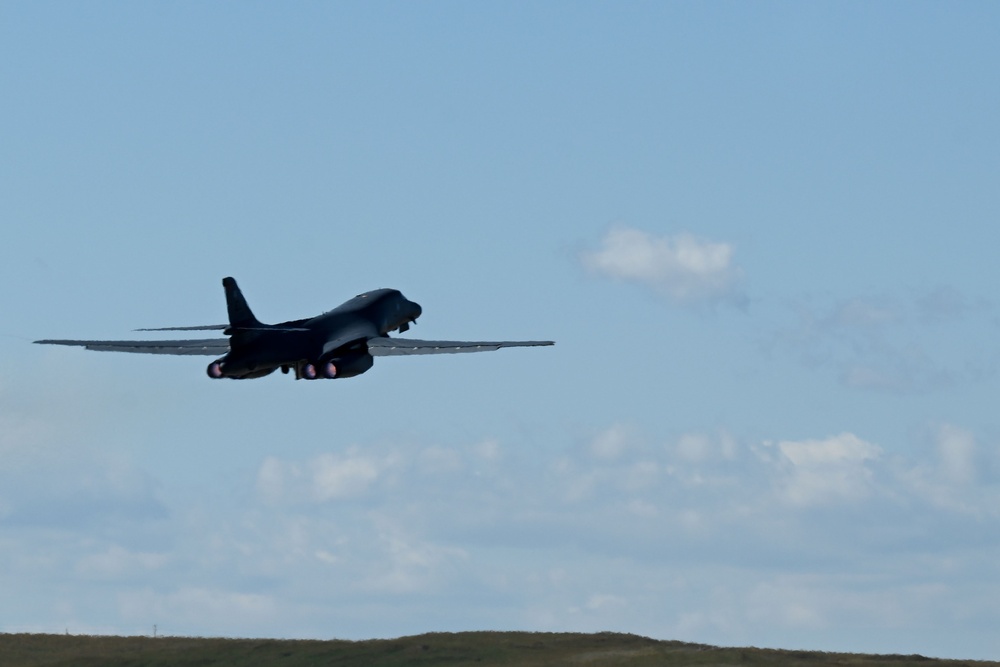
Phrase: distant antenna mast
[{"left": 153, "top": 624, "right": 157, "bottom": 638}]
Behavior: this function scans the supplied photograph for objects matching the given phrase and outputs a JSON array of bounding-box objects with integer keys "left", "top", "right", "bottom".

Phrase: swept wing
[
  {"left": 368, "top": 337, "right": 554, "bottom": 356},
  {"left": 134, "top": 325, "right": 228, "bottom": 331},
  {"left": 34, "top": 337, "right": 553, "bottom": 357},
  {"left": 34, "top": 338, "right": 230, "bottom": 355}
]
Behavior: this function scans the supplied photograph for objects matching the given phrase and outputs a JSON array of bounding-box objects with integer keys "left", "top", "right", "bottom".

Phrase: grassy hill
[{"left": 0, "top": 631, "right": 995, "bottom": 667}]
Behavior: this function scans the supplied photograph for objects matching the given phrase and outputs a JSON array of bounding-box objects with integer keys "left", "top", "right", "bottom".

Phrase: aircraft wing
[
  {"left": 34, "top": 338, "right": 230, "bottom": 356},
  {"left": 134, "top": 324, "right": 228, "bottom": 331},
  {"left": 368, "top": 337, "right": 554, "bottom": 356}
]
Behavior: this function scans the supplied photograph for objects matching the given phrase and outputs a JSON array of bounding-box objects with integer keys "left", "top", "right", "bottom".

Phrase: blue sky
[{"left": 2, "top": 1, "right": 1000, "bottom": 660}]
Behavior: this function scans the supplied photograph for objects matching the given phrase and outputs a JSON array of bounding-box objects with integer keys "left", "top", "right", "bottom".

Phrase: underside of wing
[
  {"left": 367, "top": 337, "right": 554, "bottom": 356},
  {"left": 34, "top": 338, "right": 230, "bottom": 356}
]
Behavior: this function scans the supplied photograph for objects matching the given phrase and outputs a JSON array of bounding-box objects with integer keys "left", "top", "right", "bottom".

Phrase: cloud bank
[{"left": 5, "top": 421, "right": 997, "bottom": 658}]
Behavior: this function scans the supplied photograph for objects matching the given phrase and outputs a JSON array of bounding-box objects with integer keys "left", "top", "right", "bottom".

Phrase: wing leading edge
[
  {"left": 34, "top": 338, "right": 230, "bottom": 356},
  {"left": 368, "top": 337, "right": 554, "bottom": 356}
]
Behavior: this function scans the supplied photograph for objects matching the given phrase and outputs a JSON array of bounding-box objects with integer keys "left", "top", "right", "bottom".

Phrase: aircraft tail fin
[{"left": 222, "top": 277, "right": 262, "bottom": 330}]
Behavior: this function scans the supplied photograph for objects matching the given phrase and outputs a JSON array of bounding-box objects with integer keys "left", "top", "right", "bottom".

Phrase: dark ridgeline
[{"left": 0, "top": 631, "right": 993, "bottom": 667}]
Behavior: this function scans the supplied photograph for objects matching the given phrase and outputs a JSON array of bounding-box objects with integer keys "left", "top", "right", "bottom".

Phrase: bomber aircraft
[{"left": 35, "top": 277, "right": 554, "bottom": 380}]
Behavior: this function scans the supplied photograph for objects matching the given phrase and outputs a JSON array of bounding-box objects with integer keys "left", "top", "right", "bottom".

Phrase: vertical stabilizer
[{"left": 222, "top": 277, "right": 262, "bottom": 329}]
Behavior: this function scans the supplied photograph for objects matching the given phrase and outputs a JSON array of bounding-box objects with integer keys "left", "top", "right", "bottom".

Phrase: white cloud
[
  {"left": 895, "top": 424, "right": 999, "bottom": 516},
  {"left": 674, "top": 433, "right": 713, "bottom": 462},
  {"left": 770, "top": 433, "right": 882, "bottom": 507},
  {"left": 358, "top": 516, "right": 469, "bottom": 595},
  {"left": 256, "top": 449, "right": 389, "bottom": 505},
  {"left": 589, "top": 423, "right": 633, "bottom": 460},
  {"left": 256, "top": 457, "right": 290, "bottom": 505},
  {"left": 581, "top": 227, "right": 742, "bottom": 305},
  {"left": 474, "top": 439, "right": 502, "bottom": 462},
  {"left": 936, "top": 424, "right": 977, "bottom": 486},
  {"left": 312, "top": 453, "right": 380, "bottom": 501},
  {"left": 776, "top": 433, "right": 880, "bottom": 468}
]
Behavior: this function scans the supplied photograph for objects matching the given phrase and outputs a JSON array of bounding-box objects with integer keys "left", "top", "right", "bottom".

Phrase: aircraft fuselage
[{"left": 214, "top": 288, "right": 422, "bottom": 380}]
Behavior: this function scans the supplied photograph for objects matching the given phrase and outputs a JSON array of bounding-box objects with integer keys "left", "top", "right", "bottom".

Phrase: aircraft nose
[{"left": 411, "top": 301, "right": 422, "bottom": 320}]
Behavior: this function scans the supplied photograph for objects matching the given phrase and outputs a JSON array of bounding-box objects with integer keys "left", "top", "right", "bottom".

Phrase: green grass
[{"left": 0, "top": 631, "right": 994, "bottom": 667}]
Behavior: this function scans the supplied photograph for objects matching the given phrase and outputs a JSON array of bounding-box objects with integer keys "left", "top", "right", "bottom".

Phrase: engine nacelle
[
  {"left": 317, "top": 353, "right": 374, "bottom": 379},
  {"left": 208, "top": 359, "right": 276, "bottom": 379}
]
